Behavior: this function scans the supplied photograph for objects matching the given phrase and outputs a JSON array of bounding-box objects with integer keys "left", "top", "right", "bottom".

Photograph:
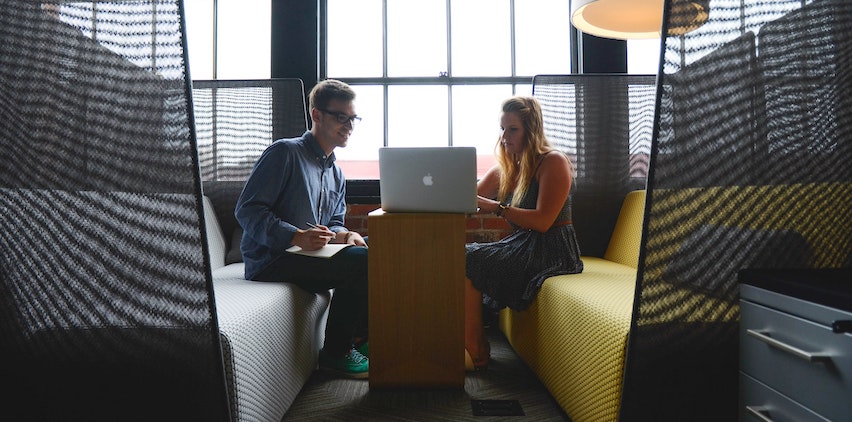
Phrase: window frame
[
  {"left": 319, "top": 0, "right": 570, "bottom": 158},
  {"left": 272, "top": 1, "right": 628, "bottom": 202}
]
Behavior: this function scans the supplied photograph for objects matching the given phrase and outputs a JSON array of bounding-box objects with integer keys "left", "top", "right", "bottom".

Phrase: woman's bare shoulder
[{"left": 538, "top": 150, "right": 571, "bottom": 171}]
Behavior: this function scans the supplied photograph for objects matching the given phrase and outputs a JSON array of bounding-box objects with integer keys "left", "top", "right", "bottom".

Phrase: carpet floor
[{"left": 281, "top": 326, "right": 571, "bottom": 421}]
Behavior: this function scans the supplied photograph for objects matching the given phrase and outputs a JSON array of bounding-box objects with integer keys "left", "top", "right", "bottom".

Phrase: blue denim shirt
[{"left": 235, "top": 131, "right": 348, "bottom": 279}]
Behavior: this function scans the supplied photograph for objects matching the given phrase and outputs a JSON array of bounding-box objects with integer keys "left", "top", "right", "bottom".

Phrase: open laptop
[{"left": 379, "top": 147, "right": 478, "bottom": 213}]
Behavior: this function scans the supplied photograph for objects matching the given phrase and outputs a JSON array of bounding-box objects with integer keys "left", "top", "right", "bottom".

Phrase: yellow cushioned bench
[
  {"left": 499, "top": 183, "right": 849, "bottom": 422},
  {"left": 499, "top": 190, "right": 645, "bottom": 422}
]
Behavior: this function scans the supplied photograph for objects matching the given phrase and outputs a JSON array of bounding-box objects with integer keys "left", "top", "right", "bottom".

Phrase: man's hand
[
  {"left": 292, "top": 224, "right": 334, "bottom": 251},
  {"left": 344, "top": 231, "right": 367, "bottom": 247}
]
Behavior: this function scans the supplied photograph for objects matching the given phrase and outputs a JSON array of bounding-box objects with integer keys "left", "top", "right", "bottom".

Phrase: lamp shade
[{"left": 571, "top": 0, "right": 709, "bottom": 39}]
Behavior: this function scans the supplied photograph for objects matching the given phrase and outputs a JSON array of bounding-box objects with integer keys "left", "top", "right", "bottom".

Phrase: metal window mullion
[
  {"left": 341, "top": 76, "right": 528, "bottom": 85},
  {"left": 152, "top": 1, "right": 157, "bottom": 73},
  {"left": 320, "top": 0, "right": 328, "bottom": 79},
  {"left": 91, "top": 3, "right": 97, "bottom": 41},
  {"left": 213, "top": 0, "right": 219, "bottom": 79},
  {"left": 446, "top": 0, "right": 453, "bottom": 146},
  {"left": 509, "top": 0, "right": 516, "bottom": 95},
  {"left": 573, "top": 27, "right": 582, "bottom": 74},
  {"left": 383, "top": 0, "right": 389, "bottom": 147}
]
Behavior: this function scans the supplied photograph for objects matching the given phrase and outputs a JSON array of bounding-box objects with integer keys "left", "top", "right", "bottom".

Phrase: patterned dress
[{"left": 465, "top": 178, "right": 584, "bottom": 311}]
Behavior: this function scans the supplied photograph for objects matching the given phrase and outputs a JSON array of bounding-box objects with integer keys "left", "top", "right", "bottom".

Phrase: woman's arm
[
  {"left": 497, "top": 152, "right": 572, "bottom": 232},
  {"left": 476, "top": 165, "right": 501, "bottom": 213}
]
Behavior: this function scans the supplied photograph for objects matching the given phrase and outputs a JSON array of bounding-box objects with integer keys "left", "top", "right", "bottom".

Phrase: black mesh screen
[
  {"left": 533, "top": 74, "right": 657, "bottom": 257},
  {"left": 621, "top": 0, "right": 852, "bottom": 420},
  {"left": 192, "top": 79, "right": 308, "bottom": 182},
  {"left": 0, "top": 1, "right": 230, "bottom": 420}
]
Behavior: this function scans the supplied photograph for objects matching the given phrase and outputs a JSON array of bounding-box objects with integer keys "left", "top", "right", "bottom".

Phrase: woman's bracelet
[
  {"left": 495, "top": 202, "right": 509, "bottom": 217},
  {"left": 343, "top": 232, "right": 354, "bottom": 243}
]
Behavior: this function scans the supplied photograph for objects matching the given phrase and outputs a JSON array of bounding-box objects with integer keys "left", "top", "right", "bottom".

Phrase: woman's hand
[{"left": 477, "top": 196, "right": 500, "bottom": 214}]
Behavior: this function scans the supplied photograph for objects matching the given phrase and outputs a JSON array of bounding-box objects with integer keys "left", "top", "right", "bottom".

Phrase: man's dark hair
[{"left": 309, "top": 79, "right": 356, "bottom": 111}]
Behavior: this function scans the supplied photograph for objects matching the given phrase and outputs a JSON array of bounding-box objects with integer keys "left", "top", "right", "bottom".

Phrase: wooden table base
[{"left": 367, "top": 210, "right": 466, "bottom": 389}]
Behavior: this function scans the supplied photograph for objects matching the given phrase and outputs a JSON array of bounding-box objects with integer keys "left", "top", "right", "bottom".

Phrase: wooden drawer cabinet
[{"left": 739, "top": 269, "right": 852, "bottom": 422}]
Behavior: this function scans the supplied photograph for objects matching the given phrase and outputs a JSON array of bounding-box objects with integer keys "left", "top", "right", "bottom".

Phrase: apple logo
[{"left": 422, "top": 173, "right": 434, "bottom": 186}]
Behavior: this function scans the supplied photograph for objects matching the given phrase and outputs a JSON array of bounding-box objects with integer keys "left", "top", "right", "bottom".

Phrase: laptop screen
[{"left": 378, "top": 147, "right": 478, "bottom": 213}]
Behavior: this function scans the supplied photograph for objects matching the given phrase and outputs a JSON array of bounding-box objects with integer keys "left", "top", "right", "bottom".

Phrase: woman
[{"left": 465, "top": 96, "right": 584, "bottom": 370}]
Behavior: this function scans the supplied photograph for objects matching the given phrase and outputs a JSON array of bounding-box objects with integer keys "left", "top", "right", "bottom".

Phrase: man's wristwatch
[{"left": 496, "top": 202, "right": 509, "bottom": 217}]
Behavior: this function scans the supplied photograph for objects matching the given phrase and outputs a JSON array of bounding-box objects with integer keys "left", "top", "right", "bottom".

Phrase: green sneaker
[
  {"left": 319, "top": 347, "right": 369, "bottom": 379},
  {"left": 355, "top": 341, "right": 369, "bottom": 358}
]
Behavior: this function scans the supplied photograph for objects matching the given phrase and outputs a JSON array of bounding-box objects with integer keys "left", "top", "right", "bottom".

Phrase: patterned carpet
[{"left": 281, "top": 326, "right": 571, "bottom": 421}]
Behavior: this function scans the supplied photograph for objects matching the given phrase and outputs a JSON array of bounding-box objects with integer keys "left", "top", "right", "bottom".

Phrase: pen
[
  {"left": 306, "top": 222, "right": 335, "bottom": 244},
  {"left": 306, "top": 222, "right": 333, "bottom": 234}
]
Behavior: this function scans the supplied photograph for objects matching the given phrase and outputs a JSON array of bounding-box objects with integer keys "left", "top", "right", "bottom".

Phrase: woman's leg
[{"left": 464, "top": 277, "right": 489, "bottom": 367}]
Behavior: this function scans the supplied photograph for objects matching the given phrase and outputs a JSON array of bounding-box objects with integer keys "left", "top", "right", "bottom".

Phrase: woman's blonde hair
[{"left": 495, "top": 96, "right": 554, "bottom": 206}]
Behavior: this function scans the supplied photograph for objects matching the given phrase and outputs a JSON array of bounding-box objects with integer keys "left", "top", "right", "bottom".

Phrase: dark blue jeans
[{"left": 255, "top": 246, "right": 368, "bottom": 356}]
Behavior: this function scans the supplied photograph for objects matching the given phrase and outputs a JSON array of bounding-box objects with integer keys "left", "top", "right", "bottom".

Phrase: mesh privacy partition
[
  {"left": 621, "top": 0, "right": 852, "bottom": 420},
  {"left": 0, "top": 1, "right": 230, "bottom": 420},
  {"left": 192, "top": 79, "right": 308, "bottom": 182},
  {"left": 533, "top": 74, "right": 657, "bottom": 258}
]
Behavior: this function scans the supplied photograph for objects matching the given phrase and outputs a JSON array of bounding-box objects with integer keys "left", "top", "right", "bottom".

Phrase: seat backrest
[
  {"left": 603, "top": 190, "right": 646, "bottom": 269},
  {"left": 0, "top": 2, "right": 230, "bottom": 419},
  {"left": 204, "top": 196, "right": 228, "bottom": 271},
  {"left": 533, "top": 74, "right": 656, "bottom": 257},
  {"left": 192, "top": 79, "right": 308, "bottom": 182}
]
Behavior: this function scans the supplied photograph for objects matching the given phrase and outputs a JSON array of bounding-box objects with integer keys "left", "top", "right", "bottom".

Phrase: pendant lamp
[{"left": 571, "top": 0, "right": 709, "bottom": 39}]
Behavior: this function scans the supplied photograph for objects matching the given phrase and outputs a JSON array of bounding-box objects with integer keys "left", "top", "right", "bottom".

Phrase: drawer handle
[
  {"left": 746, "top": 329, "right": 830, "bottom": 363},
  {"left": 746, "top": 406, "right": 774, "bottom": 422},
  {"left": 833, "top": 320, "right": 852, "bottom": 334}
]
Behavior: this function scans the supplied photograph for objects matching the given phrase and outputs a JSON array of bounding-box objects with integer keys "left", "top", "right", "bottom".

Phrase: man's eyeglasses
[{"left": 318, "top": 108, "right": 361, "bottom": 125}]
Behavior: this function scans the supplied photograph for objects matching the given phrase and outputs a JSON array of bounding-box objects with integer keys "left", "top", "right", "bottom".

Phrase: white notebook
[
  {"left": 379, "top": 147, "right": 477, "bottom": 214},
  {"left": 286, "top": 244, "right": 352, "bottom": 258}
]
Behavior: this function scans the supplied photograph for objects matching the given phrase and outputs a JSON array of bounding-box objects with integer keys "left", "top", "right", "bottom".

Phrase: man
[{"left": 235, "top": 79, "right": 369, "bottom": 378}]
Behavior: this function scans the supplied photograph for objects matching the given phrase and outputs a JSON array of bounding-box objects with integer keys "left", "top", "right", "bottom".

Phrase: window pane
[
  {"left": 451, "top": 0, "right": 511, "bottom": 77},
  {"left": 515, "top": 84, "right": 533, "bottom": 96},
  {"left": 60, "top": 3, "right": 184, "bottom": 76},
  {"left": 334, "top": 85, "right": 385, "bottom": 179},
  {"left": 388, "top": 86, "right": 448, "bottom": 147},
  {"left": 452, "top": 85, "right": 513, "bottom": 176},
  {"left": 327, "top": 0, "right": 383, "bottom": 77},
  {"left": 387, "top": 0, "right": 447, "bottom": 77},
  {"left": 324, "top": 1, "right": 574, "bottom": 181},
  {"left": 216, "top": 0, "right": 270, "bottom": 79},
  {"left": 184, "top": 0, "right": 214, "bottom": 80},
  {"left": 628, "top": 38, "right": 661, "bottom": 74},
  {"left": 515, "top": 0, "right": 571, "bottom": 76}
]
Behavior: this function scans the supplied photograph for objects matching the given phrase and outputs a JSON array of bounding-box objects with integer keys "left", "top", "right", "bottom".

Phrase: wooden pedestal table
[{"left": 367, "top": 209, "right": 466, "bottom": 389}]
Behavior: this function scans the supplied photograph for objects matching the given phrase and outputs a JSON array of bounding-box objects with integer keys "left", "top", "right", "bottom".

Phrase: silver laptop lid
[{"left": 379, "top": 147, "right": 477, "bottom": 213}]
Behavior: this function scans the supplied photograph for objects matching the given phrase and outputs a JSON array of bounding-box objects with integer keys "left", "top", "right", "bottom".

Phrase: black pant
[{"left": 255, "top": 246, "right": 368, "bottom": 355}]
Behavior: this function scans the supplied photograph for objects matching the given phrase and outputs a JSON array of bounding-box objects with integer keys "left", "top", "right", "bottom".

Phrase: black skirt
[{"left": 466, "top": 224, "right": 584, "bottom": 311}]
